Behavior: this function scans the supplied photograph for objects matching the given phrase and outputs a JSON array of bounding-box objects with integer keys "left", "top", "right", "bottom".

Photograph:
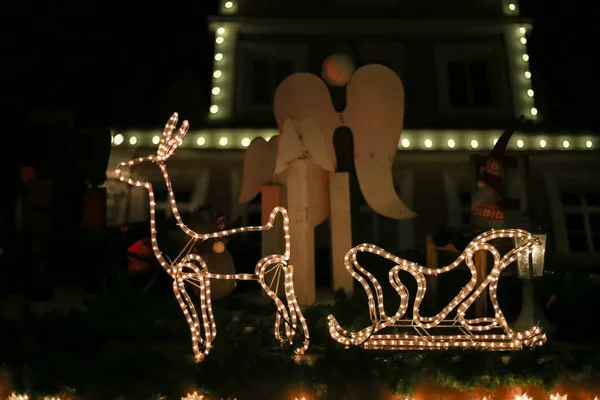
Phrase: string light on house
[
  {"left": 327, "top": 229, "right": 547, "bottom": 350},
  {"left": 527, "top": 89, "right": 534, "bottom": 97},
  {"left": 539, "top": 139, "right": 547, "bottom": 148},
  {"left": 563, "top": 140, "right": 570, "bottom": 149},
  {"left": 401, "top": 138, "right": 411, "bottom": 148},
  {"left": 516, "top": 139, "right": 524, "bottom": 148},
  {"left": 471, "top": 139, "right": 479, "bottom": 149},
  {"left": 424, "top": 138, "right": 433, "bottom": 149},
  {"left": 241, "top": 137, "right": 251, "bottom": 147},
  {"left": 152, "top": 135, "right": 161, "bottom": 145},
  {"left": 196, "top": 136, "right": 206, "bottom": 147},
  {"left": 586, "top": 140, "right": 593, "bottom": 148},
  {"left": 447, "top": 139, "right": 456, "bottom": 149},
  {"left": 115, "top": 113, "right": 309, "bottom": 363},
  {"left": 113, "top": 134, "right": 124, "bottom": 146},
  {"left": 219, "top": 137, "right": 229, "bottom": 146}
]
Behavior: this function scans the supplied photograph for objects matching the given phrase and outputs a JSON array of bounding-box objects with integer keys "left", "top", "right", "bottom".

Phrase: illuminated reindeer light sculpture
[
  {"left": 328, "top": 229, "right": 547, "bottom": 350},
  {"left": 116, "top": 113, "right": 309, "bottom": 362}
]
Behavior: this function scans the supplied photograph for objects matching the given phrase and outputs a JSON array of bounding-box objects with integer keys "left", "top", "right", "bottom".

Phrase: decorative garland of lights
[
  {"left": 328, "top": 229, "right": 547, "bottom": 350},
  {"left": 110, "top": 130, "right": 596, "bottom": 151},
  {"left": 115, "top": 113, "right": 309, "bottom": 362}
]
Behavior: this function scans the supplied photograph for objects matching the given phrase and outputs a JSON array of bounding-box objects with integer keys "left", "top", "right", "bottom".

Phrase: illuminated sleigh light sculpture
[
  {"left": 115, "top": 113, "right": 309, "bottom": 362},
  {"left": 327, "top": 229, "right": 547, "bottom": 350}
]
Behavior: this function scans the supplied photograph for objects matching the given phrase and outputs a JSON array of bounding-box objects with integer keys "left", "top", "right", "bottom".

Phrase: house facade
[{"left": 107, "top": 0, "right": 600, "bottom": 273}]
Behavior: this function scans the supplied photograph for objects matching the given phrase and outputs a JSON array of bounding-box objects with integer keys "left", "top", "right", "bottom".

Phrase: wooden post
[
  {"left": 329, "top": 172, "right": 354, "bottom": 295},
  {"left": 474, "top": 250, "right": 488, "bottom": 317},
  {"left": 425, "top": 235, "right": 439, "bottom": 313},
  {"left": 286, "top": 159, "right": 316, "bottom": 305}
]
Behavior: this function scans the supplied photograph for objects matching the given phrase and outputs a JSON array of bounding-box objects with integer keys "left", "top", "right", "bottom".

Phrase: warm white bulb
[
  {"left": 152, "top": 135, "right": 160, "bottom": 145},
  {"left": 212, "top": 87, "right": 221, "bottom": 95},
  {"left": 447, "top": 139, "right": 456, "bottom": 148},
  {"left": 129, "top": 136, "right": 137, "bottom": 145},
  {"left": 219, "top": 137, "right": 229, "bottom": 146},
  {"left": 520, "top": 37, "right": 527, "bottom": 44},
  {"left": 539, "top": 139, "right": 547, "bottom": 148},
  {"left": 113, "top": 134, "right": 124, "bottom": 145},
  {"left": 424, "top": 138, "right": 433, "bottom": 148},
  {"left": 519, "top": 27, "right": 526, "bottom": 34},
  {"left": 517, "top": 139, "right": 524, "bottom": 148},
  {"left": 530, "top": 107, "right": 538, "bottom": 116},
  {"left": 471, "top": 139, "right": 479, "bottom": 149},
  {"left": 401, "top": 138, "right": 410, "bottom": 148},
  {"left": 522, "top": 54, "right": 529, "bottom": 61},
  {"left": 197, "top": 137, "right": 206, "bottom": 147},
  {"left": 241, "top": 137, "right": 251, "bottom": 147},
  {"left": 508, "top": 3, "right": 516, "bottom": 11},
  {"left": 213, "top": 70, "right": 222, "bottom": 78},
  {"left": 586, "top": 140, "right": 593, "bottom": 148},
  {"left": 224, "top": 1, "right": 233, "bottom": 8},
  {"left": 214, "top": 53, "right": 223, "bottom": 61},
  {"left": 216, "top": 27, "right": 225, "bottom": 35},
  {"left": 493, "top": 138, "right": 498, "bottom": 145},
  {"left": 210, "top": 105, "right": 219, "bottom": 114},
  {"left": 524, "top": 71, "right": 531, "bottom": 79},
  {"left": 562, "top": 140, "right": 570, "bottom": 149},
  {"left": 527, "top": 89, "right": 534, "bottom": 97},
  {"left": 215, "top": 36, "right": 224, "bottom": 44}
]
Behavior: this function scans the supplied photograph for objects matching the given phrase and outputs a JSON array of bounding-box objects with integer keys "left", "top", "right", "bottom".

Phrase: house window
[
  {"left": 237, "top": 42, "right": 307, "bottom": 112},
  {"left": 357, "top": 42, "right": 404, "bottom": 78},
  {"left": 250, "top": 60, "right": 294, "bottom": 105},
  {"left": 434, "top": 44, "right": 510, "bottom": 115},
  {"left": 446, "top": 61, "right": 492, "bottom": 108},
  {"left": 560, "top": 188, "right": 600, "bottom": 253}
]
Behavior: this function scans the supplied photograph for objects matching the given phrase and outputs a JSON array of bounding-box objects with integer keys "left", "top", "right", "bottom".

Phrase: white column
[
  {"left": 329, "top": 172, "right": 354, "bottom": 295},
  {"left": 286, "top": 159, "right": 316, "bottom": 305}
]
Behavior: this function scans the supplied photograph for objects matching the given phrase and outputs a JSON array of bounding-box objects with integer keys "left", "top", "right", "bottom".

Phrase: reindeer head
[{"left": 115, "top": 113, "right": 189, "bottom": 187}]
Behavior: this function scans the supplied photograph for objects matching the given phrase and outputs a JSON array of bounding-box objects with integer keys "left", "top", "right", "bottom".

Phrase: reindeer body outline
[
  {"left": 116, "top": 113, "right": 309, "bottom": 362},
  {"left": 327, "top": 229, "right": 547, "bottom": 350}
]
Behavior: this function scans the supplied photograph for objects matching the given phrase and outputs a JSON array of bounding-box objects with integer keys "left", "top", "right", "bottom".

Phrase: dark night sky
[{"left": 2, "top": 0, "right": 599, "bottom": 131}]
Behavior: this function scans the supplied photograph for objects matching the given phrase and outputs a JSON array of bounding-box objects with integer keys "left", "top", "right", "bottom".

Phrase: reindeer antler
[{"left": 156, "top": 112, "right": 189, "bottom": 162}]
